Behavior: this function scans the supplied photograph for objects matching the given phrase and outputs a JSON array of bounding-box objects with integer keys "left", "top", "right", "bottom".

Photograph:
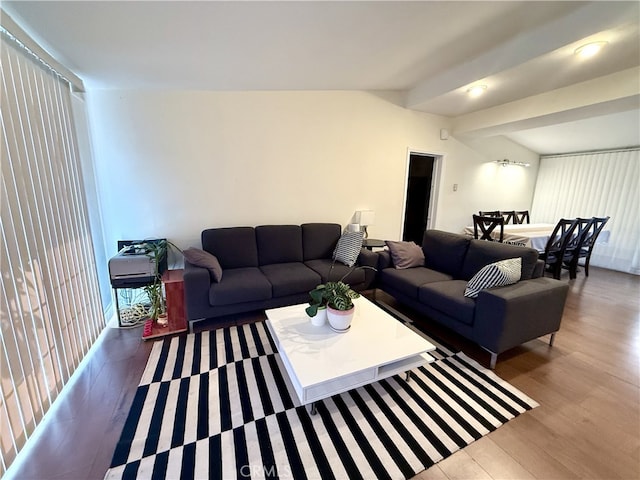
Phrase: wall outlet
[{"left": 453, "top": 183, "right": 458, "bottom": 192}]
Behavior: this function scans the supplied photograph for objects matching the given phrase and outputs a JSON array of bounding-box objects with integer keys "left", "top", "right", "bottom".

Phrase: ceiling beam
[
  {"left": 451, "top": 67, "right": 640, "bottom": 138},
  {"left": 405, "top": 2, "right": 637, "bottom": 110}
]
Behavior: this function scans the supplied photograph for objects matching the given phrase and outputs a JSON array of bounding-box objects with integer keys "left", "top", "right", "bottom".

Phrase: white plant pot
[
  {"left": 157, "top": 313, "right": 168, "bottom": 327},
  {"left": 309, "top": 306, "right": 327, "bottom": 327},
  {"left": 327, "top": 306, "right": 355, "bottom": 333}
]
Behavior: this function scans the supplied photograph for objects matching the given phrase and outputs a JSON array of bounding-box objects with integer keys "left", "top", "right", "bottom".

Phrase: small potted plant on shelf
[{"left": 138, "top": 239, "right": 181, "bottom": 326}]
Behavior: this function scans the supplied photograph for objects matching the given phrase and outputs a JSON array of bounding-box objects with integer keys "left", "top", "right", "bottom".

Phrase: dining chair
[
  {"left": 473, "top": 214, "right": 505, "bottom": 242},
  {"left": 568, "top": 216, "right": 610, "bottom": 277},
  {"left": 561, "top": 217, "right": 594, "bottom": 279},
  {"left": 478, "top": 210, "right": 501, "bottom": 217},
  {"left": 539, "top": 218, "right": 579, "bottom": 279},
  {"left": 500, "top": 211, "right": 516, "bottom": 224},
  {"left": 514, "top": 210, "right": 530, "bottom": 224}
]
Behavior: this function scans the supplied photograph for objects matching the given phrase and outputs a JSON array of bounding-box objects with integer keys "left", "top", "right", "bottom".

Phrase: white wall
[
  {"left": 452, "top": 136, "right": 540, "bottom": 221},
  {"left": 85, "top": 89, "right": 538, "bottom": 263}
]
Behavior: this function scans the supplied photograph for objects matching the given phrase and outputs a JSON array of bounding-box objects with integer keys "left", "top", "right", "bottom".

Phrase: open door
[{"left": 402, "top": 153, "right": 436, "bottom": 244}]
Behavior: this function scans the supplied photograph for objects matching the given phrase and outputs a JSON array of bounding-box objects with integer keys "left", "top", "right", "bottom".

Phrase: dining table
[{"left": 462, "top": 222, "right": 611, "bottom": 252}]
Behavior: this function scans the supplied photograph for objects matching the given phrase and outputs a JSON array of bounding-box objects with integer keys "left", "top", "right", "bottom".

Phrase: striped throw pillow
[
  {"left": 333, "top": 231, "right": 364, "bottom": 267},
  {"left": 464, "top": 257, "right": 521, "bottom": 298}
]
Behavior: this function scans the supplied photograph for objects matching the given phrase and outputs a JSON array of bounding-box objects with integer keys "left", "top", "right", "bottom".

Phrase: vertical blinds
[
  {"left": 531, "top": 148, "right": 640, "bottom": 275},
  {"left": 1, "top": 31, "right": 104, "bottom": 474}
]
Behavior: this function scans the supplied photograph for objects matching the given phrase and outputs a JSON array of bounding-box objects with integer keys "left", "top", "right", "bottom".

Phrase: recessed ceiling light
[
  {"left": 574, "top": 41, "right": 608, "bottom": 59},
  {"left": 467, "top": 85, "right": 487, "bottom": 98}
]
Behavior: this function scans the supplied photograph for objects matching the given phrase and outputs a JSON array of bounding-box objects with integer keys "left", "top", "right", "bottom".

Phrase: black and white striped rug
[{"left": 105, "top": 320, "right": 537, "bottom": 479}]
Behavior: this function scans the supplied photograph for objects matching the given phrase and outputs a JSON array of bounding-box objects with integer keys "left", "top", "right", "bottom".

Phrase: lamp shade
[{"left": 358, "top": 210, "right": 375, "bottom": 226}]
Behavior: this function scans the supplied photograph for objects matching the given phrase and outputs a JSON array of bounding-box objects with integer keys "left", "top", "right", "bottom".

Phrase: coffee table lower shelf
[{"left": 278, "top": 349, "right": 434, "bottom": 405}]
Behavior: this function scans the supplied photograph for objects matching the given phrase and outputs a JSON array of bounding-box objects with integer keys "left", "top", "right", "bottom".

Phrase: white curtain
[
  {"left": 531, "top": 148, "right": 640, "bottom": 275},
  {"left": 1, "top": 29, "right": 104, "bottom": 473}
]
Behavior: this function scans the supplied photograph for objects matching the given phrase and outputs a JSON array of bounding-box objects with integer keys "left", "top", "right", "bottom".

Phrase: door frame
[{"left": 400, "top": 148, "right": 445, "bottom": 241}]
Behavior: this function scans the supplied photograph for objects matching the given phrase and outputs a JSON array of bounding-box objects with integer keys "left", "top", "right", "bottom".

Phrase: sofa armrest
[
  {"left": 532, "top": 259, "right": 545, "bottom": 278},
  {"left": 357, "top": 248, "right": 378, "bottom": 287},
  {"left": 473, "top": 277, "right": 569, "bottom": 354},
  {"left": 376, "top": 250, "right": 392, "bottom": 270},
  {"left": 183, "top": 260, "right": 213, "bottom": 320},
  {"left": 357, "top": 248, "right": 378, "bottom": 268}
]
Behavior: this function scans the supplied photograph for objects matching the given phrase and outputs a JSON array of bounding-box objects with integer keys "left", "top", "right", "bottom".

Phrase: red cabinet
[{"left": 142, "top": 269, "right": 188, "bottom": 340}]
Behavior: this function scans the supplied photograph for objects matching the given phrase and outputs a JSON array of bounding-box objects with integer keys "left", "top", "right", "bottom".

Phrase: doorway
[{"left": 402, "top": 153, "right": 436, "bottom": 244}]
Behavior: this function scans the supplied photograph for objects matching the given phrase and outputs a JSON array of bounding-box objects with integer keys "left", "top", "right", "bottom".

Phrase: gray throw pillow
[
  {"left": 464, "top": 257, "right": 521, "bottom": 298},
  {"left": 183, "top": 247, "right": 223, "bottom": 283},
  {"left": 332, "top": 231, "right": 364, "bottom": 267},
  {"left": 385, "top": 240, "right": 425, "bottom": 269}
]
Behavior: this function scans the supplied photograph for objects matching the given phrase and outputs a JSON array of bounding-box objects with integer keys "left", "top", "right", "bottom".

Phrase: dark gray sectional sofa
[
  {"left": 184, "top": 223, "right": 377, "bottom": 326},
  {"left": 377, "top": 230, "right": 569, "bottom": 368}
]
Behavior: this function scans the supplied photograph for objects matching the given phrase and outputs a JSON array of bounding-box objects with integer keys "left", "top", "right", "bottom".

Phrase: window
[
  {"left": 1, "top": 24, "right": 105, "bottom": 474},
  {"left": 531, "top": 148, "right": 640, "bottom": 274}
]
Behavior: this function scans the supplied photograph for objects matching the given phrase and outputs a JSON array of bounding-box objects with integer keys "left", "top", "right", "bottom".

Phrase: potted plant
[
  {"left": 137, "top": 239, "right": 181, "bottom": 325},
  {"left": 324, "top": 281, "right": 360, "bottom": 332},
  {"left": 305, "top": 263, "right": 376, "bottom": 331},
  {"left": 306, "top": 280, "right": 360, "bottom": 331},
  {"left": 305, "top": 284, "right": 330, "bottom": 326}
]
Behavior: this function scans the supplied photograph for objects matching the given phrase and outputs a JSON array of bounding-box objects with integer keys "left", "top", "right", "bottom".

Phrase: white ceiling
[{"left": 3, "top": 1, "right": 639, "bottom": 155}]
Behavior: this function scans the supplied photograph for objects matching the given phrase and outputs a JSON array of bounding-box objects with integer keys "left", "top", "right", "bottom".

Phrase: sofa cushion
[
  {"left": 305, "top": 259, "right": 366, "bottom": 285},
  {"left": 202, "top": 227, "right": 258, "bottom": 269},
  {"left": 182, "top": 247, "right": 223, "bottom": 282},
  {"left": 418, "top": 280, "right": 476, "bottom": 325},
  {"left": 333, "top": 231, "right": 364, "bottom": 267},
  {"left": 379, "top": 267, "right": 453, "bottom": 300},
  {"left": 422, "top": 230, "right": 471, "bottom": 278},
  {"left": 386, "top": 240, "right": 425, "bottom": 269},
  {"left": 464, "top": 257, "right": 522, "bottom": 298},
  {"left": 462, "top": 240, "right": 538, "bottom": 281},
  {"left": 260, "top": 263, "right": 321, "bottom": 297},
  {"left": 301, "top": 223, "right": 341, "bottom": 261},
  {"left": 256, "top": 225, "right": 303, "bottom": 265},
  {"left": 208, "top": 267, "right": 271, "bottom": 306}
]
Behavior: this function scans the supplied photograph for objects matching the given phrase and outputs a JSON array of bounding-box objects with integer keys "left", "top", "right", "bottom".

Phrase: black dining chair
[
  {"left": 500, "top": 211, "right": 517, "bottom": 224},
  {"left": 473, "top": 214, "right": 505, "bottom": 242},
  {"left": 479, "top": 210, "right": 501, "bottom": 217},
  {"left": 567, "top": 216, "right": 610, "bottom": 278},
  {"left": 539, "top": 218, "right": 579, "bottom": 279},
  {"left": 514, "top": 210, "right": 530, "bottom": 224},
  {"left": 561, "top": 217, "right": 594, "bottom": 279}
]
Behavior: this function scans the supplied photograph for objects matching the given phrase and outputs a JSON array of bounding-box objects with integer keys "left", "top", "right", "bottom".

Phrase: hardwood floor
[
  {"left": 6, "top": 267, "right": 639, "bottom": 480},
  {"left": 411, "top": 268, "right": 640, "bottom": 480}
]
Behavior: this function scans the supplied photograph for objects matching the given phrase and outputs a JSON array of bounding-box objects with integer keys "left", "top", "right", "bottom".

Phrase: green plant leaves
[{"left": 323, "top": 281, "right": 360, "bottom": 311}]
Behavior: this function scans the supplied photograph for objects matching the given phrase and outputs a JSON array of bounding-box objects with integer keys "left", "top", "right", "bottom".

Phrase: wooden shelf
[
  {"left": 142, "top": 269, "right": 188, "bottom": 340},
  {"left": 141, "top": 319, "right": 187, "bottom": 340}
]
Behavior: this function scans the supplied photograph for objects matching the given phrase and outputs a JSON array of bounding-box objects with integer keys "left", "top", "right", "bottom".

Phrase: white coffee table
[{"left": 265, "top": 296, "right": 436, "bottom": 413}]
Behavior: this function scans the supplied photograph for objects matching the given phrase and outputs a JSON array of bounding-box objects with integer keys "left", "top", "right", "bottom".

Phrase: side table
[
  {"left": 362, "top": 238, "right": 385, "bottom": 250},
  {"left": 142, "top": 269, "right": 188, "bottom": 340}
]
